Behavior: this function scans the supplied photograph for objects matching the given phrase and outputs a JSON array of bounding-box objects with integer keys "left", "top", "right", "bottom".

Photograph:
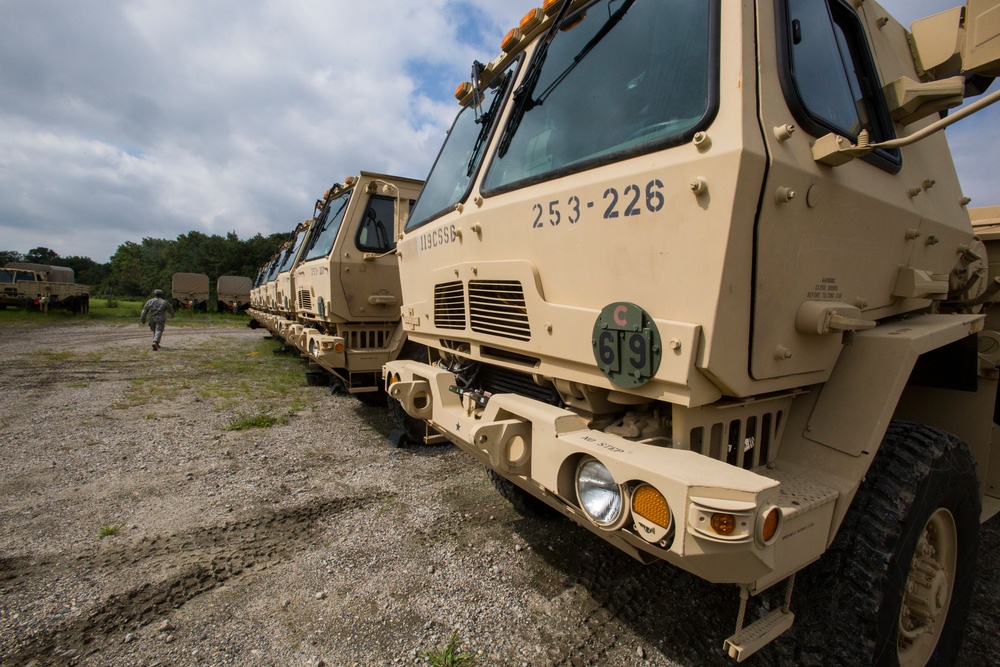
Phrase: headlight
[
  {"left": 310, "top": 339, "right": 319, "bottom": 356},
  {"left": 576, "top": 458, "right": 623, "bottom": 527}
]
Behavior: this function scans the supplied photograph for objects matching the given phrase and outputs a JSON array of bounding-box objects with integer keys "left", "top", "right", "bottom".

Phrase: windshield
[
  {"left": 278, "top": 226, "right": 309, "bottom": 274},
  {"left": 406, "top": 61, "right": 521, "bottom": 231},
  {"left": 483, "top": 0, "right": 716, "bottom": 192},
  {"left": 264, "top": 257, "right": 282, "bottom": 283},
  {"left": 0, "top": 270, "right": 37, "bottom": 282},
  {"left": 303, "top": 189, "right": 352, "bottom": 261}
]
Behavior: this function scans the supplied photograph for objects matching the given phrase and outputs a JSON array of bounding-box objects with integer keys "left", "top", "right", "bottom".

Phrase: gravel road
[{"left": 0, "top": 319, "right": 997, "bottom": 667}]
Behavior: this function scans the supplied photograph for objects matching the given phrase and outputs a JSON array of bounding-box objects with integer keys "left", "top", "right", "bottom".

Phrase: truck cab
[
  {"left": 385, "top": 1, "right": 1000, "bottom": 662},
  {"left": 294, "top": 171, "right": 423, "bottom": 398}
]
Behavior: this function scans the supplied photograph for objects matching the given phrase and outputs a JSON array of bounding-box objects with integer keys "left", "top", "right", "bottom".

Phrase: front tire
[
  {"left": 387, "top": 342, "right": 440, "bottom": 447},
  {"left": 779, "top": 421, "right": 980, "bottom": 666}
]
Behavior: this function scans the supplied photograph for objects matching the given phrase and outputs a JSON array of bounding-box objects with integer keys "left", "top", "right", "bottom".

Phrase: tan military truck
[
  {"left": 294, "top": 171, "right": 423, "bottom": 402},
  {"left": 247, "top": 263, "right": 269, "bottom": 329},
  {"left": 248, "top": 254, "right": 282, "bottom": 331},
  {"left": 171, "top": 272, "right": 209, "bottom": 312},
  {"left": 217, "top": 275, "right": 252, "bottom": 313},
  {"left": 3, "top": 263, "right": 90, "bottom": 313},
  {"left": 273, "top": 219, "right": 318, "bottom": 353},
  {"left": 385, "top": 1, "right": 1000, "bottom": 663},
  {"left": 0, "top": 266, "right": 43, "bottom": 309}
]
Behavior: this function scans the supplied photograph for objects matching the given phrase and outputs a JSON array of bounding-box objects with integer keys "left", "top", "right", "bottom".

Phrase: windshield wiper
[
  {"left": 466, "top": 62, "right": 509, "bottom": 177},
  {"left": 496, "top": 0, "right": 576, "bottom": 158},
  {"left": 497, "top": 0, "right": 636, "bottom": 158},
  {"left": 534, "top": 0, "right": 636, "bottom": 106}
]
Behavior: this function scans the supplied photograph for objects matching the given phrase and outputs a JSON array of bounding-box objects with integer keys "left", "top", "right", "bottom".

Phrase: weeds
[
  {"left": 421, "top": 631, "right": 476, "bottom": 667},
  {"left": 224, "top": 413, "right": 285, "bottom": 431},
  {"left": 97, "top": 524, "right": 122, "bottom": 538}
]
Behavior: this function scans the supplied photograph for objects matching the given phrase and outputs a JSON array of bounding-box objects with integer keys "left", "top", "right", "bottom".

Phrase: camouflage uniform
[{"left": 140, "top": 292, "right": 175, "bottom": 350}]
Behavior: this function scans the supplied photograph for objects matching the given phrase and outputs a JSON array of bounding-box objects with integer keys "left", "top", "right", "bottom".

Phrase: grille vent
[
  {"left": 343, "top": 327, "right": 392, "bottom": 350},
  {"left": 469, "top": 280, "right": 530, "bottom": 341},
  {"left": 298, "top": 289, "right": 312, "bottom": 311},
  {"left": 688, "top": 411, "right": 783, "bottom": 469},
  {"left": 434, "top": 281, "right": 466, "bottom": 330}
]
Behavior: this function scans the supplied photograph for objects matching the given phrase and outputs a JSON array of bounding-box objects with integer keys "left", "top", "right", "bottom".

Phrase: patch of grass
[
  {"left": 97, "top": 524, "right": 122, "bottom": 538},
  {"left": 421, "top": 631, "right": 476, "bottom": 667},
  {"left": 35, "top": 350, "right": 75, "bottom": 361},
  {"left": 224, "top": 413, "right": 286, "bottom": 431},
  {"left": 68, "top": 381, "right": 90, "bottom": 388}
]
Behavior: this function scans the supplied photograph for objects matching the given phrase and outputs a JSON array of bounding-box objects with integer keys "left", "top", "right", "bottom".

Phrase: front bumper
[{"left": 386, "top": 359, "right": 838, "bottom": 588}]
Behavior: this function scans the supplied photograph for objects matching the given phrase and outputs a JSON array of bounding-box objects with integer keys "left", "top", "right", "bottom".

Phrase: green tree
[
  {"left": 25, "top": 247, "right": 59, "bottom": 263},
  {"left": 0, "top": 250, "right": 23, "bottom": 266}
]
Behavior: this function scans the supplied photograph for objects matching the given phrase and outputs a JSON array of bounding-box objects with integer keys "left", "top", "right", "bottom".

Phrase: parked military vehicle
[
  {"left": 0, "top": 266, "right": 43, "bottom": 309},
  {"left": 2, "top": 263, "right": 89, "bottom": 313},
  {"left": 385, "top": 1, "right": 1000, "bottom": 663},
  {"left": 272, "top": 219, "right": 318, "bottom": 353},
  {"left": 294, "top": 171, "right": 423, "bottom": 402},
  {"left": 216, "top": 275, "right": 252, "bottom": 313},
  {"left": 171, "top": 272, "right": 209, "bottom": 312}
]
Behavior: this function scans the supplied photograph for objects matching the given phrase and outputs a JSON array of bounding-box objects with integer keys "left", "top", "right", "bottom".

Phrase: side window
[
  {"left": 781, "top": 0, "right": 898, "bottom": 167},
  {"left": 355, "top": 195, "right": 396, "bottom": 253}
]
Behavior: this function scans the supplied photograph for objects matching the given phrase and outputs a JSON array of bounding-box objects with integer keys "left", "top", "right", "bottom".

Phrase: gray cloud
[{"left": 0, "top": 0, "right": 996, "bottom": 263}]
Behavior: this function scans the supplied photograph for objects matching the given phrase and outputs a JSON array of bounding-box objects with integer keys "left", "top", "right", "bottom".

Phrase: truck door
[
  {"left": 751, "top": 0, "right": 958, "bottom": 380},
  {"left": 339, "top": 193, "right": 402, "bottom": 319}
]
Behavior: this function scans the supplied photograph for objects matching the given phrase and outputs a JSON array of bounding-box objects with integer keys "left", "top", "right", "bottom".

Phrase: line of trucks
[
  {"left": 0, "top": 263, "right": 90, "bottom": 313},
  {"left": 170, "top": 273, "right": 253, "bottom": 313},
  {"left": 0, "top": 268, "right": 252, "bottom": 314},
  {"left": 252, "top": 1, "right": 1000, "bottom": 664}
]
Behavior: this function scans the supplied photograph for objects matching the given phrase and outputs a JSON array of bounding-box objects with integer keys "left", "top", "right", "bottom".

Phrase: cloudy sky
[{"left": 1, "top": 0, "right": 996, "bottom": 263}]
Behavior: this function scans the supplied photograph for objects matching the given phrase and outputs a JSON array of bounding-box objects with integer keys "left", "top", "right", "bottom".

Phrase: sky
[{"left": 1, "top": 0, "right": 996, "bottom": 264}]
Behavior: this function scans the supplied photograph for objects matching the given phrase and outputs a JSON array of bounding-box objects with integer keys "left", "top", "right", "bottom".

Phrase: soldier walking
[{"left": 140, "top": 289, "right": 175, "bottom": 351}]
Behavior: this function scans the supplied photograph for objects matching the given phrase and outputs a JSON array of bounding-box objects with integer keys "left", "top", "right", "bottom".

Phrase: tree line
[{"left": 1, "top": 231, "right": 288, "bottom": 299}]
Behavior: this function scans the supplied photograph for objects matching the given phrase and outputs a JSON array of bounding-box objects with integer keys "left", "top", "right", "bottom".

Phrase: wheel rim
[{"left": 897, "top": 507, "right": 958, "bottom": 666}]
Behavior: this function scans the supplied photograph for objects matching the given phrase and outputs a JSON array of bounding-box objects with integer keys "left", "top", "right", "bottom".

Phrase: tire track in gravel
[{"left": 0, "top": 492, "right": 393, "bottom": 667}]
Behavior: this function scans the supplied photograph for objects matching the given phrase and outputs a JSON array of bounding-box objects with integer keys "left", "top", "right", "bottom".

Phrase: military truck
[
  {"left": 217, "top": 275, "right": 252, "bottom": 313},
  {"left": 0, "top": 266, "right": 43, "bottom": 309},
  {"left": 294, "top": 171, "right": 423, "bottom": 402},
  {"left": 385, "top": 1, "right": 1000, "bottom": 663},
  {"left": 2, "top": 263, "right": 89, "bottom": 313},
  {"left": 171, "top": 272, "right": 209, "bottom": 312},
  {"left": 248, "top": 254, "right": 281, "bottom": 331},
  {"left": 272, "top": 219, "right": 318, "bottom": 353}
]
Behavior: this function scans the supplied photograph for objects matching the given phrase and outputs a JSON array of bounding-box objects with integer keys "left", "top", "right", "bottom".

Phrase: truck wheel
[
  {"left": 779, "top": 421, "right": 980, "bottom": 666},
  {"left": 486, "top": 469, "right": 556, "bottom": 519},
  {"left": 387, "top": 397, "right": 433, "bottom": 448},
  {"left": 387, "top": 342, "right": 440, "bottom": 447}
]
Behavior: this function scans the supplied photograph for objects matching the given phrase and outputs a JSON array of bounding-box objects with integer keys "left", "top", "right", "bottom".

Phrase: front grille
[
  {"left": 298, "top": 289, "right": 312, "bottom": 310},
  {"left": 343, "top": 327, "right": 393, "bottom": 350},
  {"left": 687, "top": 410, "right": 784, "bottom": 469},
  {"left": 469, "top": 280, "right": 530, "bottom": 341},
  {"left": 434, "top": 281, "right": 466, "bottom": 330}
]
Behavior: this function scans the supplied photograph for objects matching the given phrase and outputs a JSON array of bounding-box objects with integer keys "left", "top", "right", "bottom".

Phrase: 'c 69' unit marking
[
  {"left": 592, "top": 302, "right": 663, "bottom": 389},
  {"left": 531, "top": 179, "right": 665, "bottom": 228},
  {"left": 419, "top": 224, "right": 458, "bottom": 252}
]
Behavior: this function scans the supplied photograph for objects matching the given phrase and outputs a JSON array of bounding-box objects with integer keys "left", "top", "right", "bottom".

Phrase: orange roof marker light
[
  {"left": 520, "top": 7, "right": 544, "bottom": 33},
  {"left": 455, "top": 81, "right": 474, "bottom": 102},
  {"left": 501, "top": 27, "right": 522, "bottom": 53},
  {"left": 542, "top": 0, "right": 562, "bottom": 12}
]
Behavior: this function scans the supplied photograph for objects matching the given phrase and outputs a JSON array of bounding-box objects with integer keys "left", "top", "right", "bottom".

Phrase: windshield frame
[
  {"left": 277, "top": 226, "right": 310, "bottom": 275},
  {"left": 481, "top": 0, "right": 721, "bottom": 197},
  {"left": 405, "top": 55, "right": 524, "bottom": 232},
  {"left": 301, "top": 188, "right": 354, "bottom": 262}
]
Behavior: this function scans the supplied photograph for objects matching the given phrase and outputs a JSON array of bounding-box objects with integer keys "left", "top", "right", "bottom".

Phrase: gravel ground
[{"left": 0, "top": 319, "right": 997, "bottom": 667}]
